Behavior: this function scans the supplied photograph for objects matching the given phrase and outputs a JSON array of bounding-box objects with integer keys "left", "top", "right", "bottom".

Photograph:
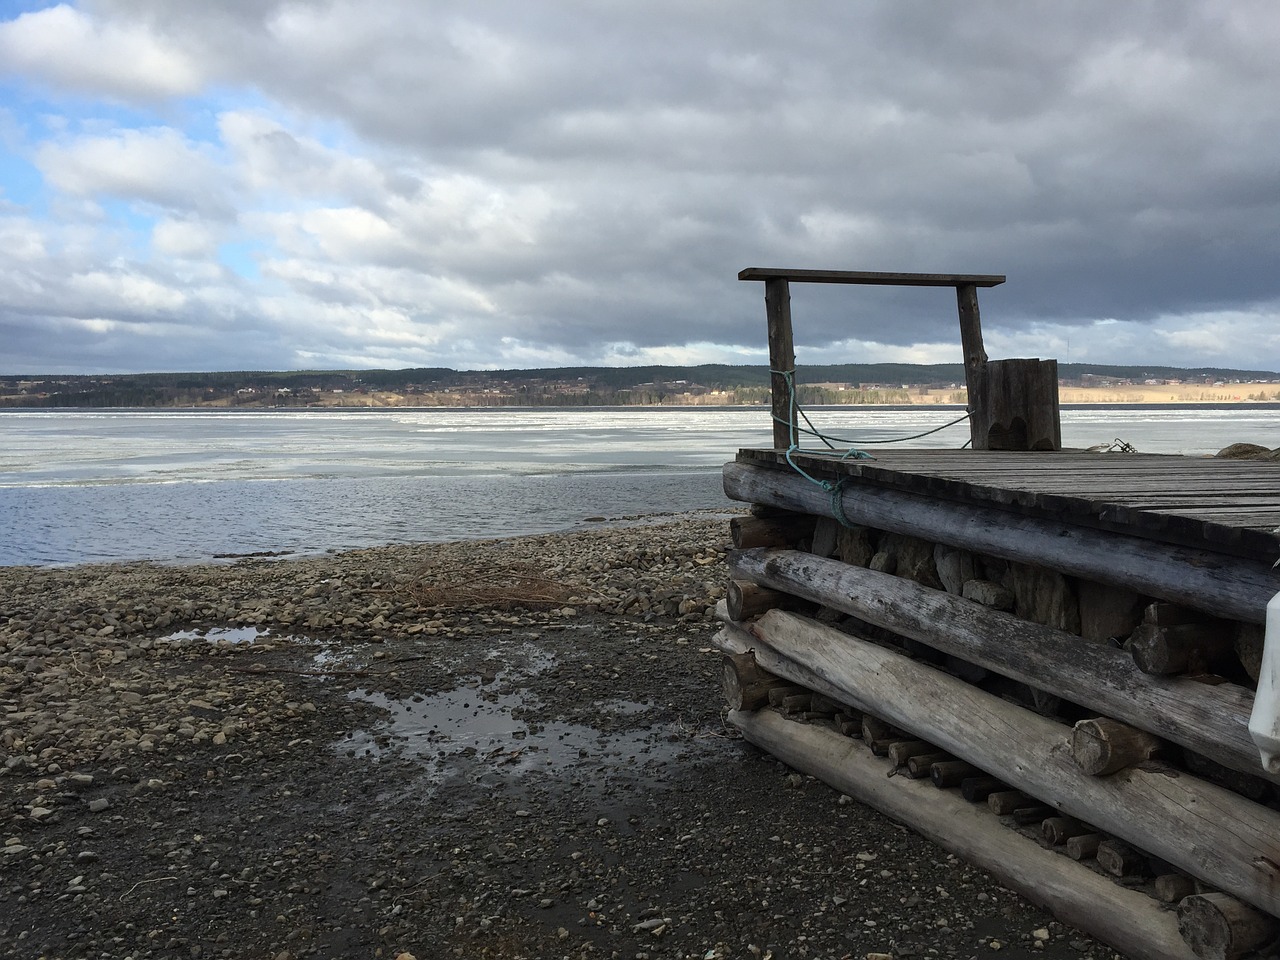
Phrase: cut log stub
[
  {"left": 767, "top": 684, "right": 805, "bottom": 708},
  {"left": 1127, "top": 622, "right": 1237, "bottom": 675},
  {"left": 988, "top": 790, "right": 1030, "bottom": 816},
  {"left": 1155, "top": 874, "right": 1198, "bottom": 904},
  {"left": 730, "top": 515, "right": 816, "bottom": 550},
  {"left": 861, "top": 714, "right": 898, "bottom": 749},
  {"left": 781, "top": 692, "right": 812, "bottom": 714},
  {"left": 887, "top": 740, "right": 935, "bottom": 767},
  {"left": 905, "top": 752, "right": 952, "bottom": 780},
  {"left": 1011, "top": 805, "right": 1054, "bottom": 826},
  {"left": 727, "top": 579, "right": 790, "bottom": 621},
  {"left": 960, "top": 775, "right": 1007, "bottom": 803},
  {"left": 721, "top": 651, "right": 787, "bottom": 712},
  {"left": 1042, "top": 817, "right": 1091, "bottom": 846},
  {"left": 931, "top": 760, "right": 980, "bottom": 789},
  {"left": 1177, "top": 892, "right": 1280, "bottom": 960},
  {"left": 1066, "top": 833, "right": 1103, "bottom": 861},
  {"left": 1071, "top": 717, "right": 1164, "bottom": 776},
  {"left": 1097, "top": 839, "right": 1148, "bottom": 878}
]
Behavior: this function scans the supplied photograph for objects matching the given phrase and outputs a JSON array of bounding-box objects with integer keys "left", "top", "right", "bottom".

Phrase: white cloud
[
  {"left": 3, "top": 1, "right": 1280, "bottom": 373},
  {"left": 152, "top": 219, "right": 220, "bottom": 259},
  {"left": 0, "top": 4, "right": 202, "bottom": 99},
  {"left": 36, "top": 127, "right": 230, "bottom": 215}
]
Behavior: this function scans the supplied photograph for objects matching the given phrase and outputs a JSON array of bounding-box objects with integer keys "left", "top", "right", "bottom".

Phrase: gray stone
[
  {"left": 1215, "top": 442, "right": 1272, "bottom": 460},
  {"left": 836, "top": 525, "right": 874, "bottom": 567},
  {"left": 1237, "top": 623, "right": 1265, "bottom": 683},
  {"left": 87, "top": 798, "right": 110, "bottom": 813},
  {"left": 961, "top": 579, "right": 1014, "bottom": 611},
  {"left": 934, "top": 545, "right": 978, "bottom": 596},
  {"left": 868, "top": 551, "right": 896, "bottom": 574},
  {"left": 1076, "top": 580, "right": 1146, "bottom": 643},
  {"left": 878, "top": 533, "right": 943, "bottom": 590},
  {"left": 1005, "top": 562, "right": 1080, "bottom": 634}
]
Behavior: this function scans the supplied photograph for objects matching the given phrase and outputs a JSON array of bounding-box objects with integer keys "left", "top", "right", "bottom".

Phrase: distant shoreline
[{"left": 3, "top": 384, "right": 1279, "bottom": 411}]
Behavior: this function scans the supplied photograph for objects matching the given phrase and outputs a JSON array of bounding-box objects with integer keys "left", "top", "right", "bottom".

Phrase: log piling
[{"left": 716, "top": 282, "right": 1280, "bottom": 957}]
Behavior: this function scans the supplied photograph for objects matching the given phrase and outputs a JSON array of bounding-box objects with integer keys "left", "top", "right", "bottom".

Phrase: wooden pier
[{"left": 717, "top": 268, "right": 1280, "bottom": 960}]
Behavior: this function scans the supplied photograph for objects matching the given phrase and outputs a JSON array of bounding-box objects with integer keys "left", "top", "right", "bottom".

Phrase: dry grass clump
[{"left": 407, "top": 561, "right": 588, "bottom": 610}]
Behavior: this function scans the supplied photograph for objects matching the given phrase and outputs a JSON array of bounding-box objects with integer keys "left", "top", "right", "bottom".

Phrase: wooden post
[
  {"left": 972, "top": 358, "right": 1062, "bottom": 451},
  {"left": 956, "top": 283, "right": 987, "bottom": 449},
  {"left": 765, "top": 277, "right": 795, "bottom": 450}
]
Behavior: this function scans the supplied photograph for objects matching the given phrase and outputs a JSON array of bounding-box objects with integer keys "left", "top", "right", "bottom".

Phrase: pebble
[{"left": 0, "top": 514, "right": 1111, "bottom": 960}]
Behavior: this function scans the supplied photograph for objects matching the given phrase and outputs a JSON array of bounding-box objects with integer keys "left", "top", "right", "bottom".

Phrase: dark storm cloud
[{"left": 1, "top": 0, "right": 1278, "bottom": 370}]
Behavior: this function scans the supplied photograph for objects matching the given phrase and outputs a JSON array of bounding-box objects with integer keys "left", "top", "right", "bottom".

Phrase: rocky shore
[{"left": 1, "top": 514, "right": 1117, "bottom": 959}]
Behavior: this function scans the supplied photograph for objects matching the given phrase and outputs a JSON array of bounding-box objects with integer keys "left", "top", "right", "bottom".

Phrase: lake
[{"left": 1, "top": 405, "right": 1276, "bottom": 565}]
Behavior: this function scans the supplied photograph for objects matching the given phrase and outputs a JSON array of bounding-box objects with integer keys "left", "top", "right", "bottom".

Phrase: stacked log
[
  {"left": 715, "top": 564, "right": 1280, "bottom": 959},
  {"left": 717, "top": 456, "right": 1280, "bottom": 959}
]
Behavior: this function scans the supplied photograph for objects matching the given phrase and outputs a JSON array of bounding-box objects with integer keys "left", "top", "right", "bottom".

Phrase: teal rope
[{"left": 769, "top": 367, "right": 970, "bottom": 527}]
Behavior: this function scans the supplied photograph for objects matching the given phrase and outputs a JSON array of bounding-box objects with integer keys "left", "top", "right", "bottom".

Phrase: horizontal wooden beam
[
  {"left": 728, "top": 547, "right": 1274, "bottom": 785},
  {"left": 727, "top": 609, "right": 1280, "bottom": 920},
  {"left": 738, "top": 267, "right": 1006, "bottom": 287},
  {"left": 726, "top": 707, "right": 1198, "bottom": 960},
  {"left": 722, "top": 460, "right": 1279, "bottom": 623}
]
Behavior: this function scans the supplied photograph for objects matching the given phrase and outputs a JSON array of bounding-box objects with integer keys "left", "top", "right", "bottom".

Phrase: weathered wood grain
[
  {"left": 723, "top": 460, "right": 1280, "bottom": 620},
  {"left": 736, "top": 609, "right": 1280, "bottom": 917},
  {"left": 728, "top": 708, "right": 1196, "bottom": 960},
  {"left": 728, "top": 548, "right": 1274, "bottom": 783}
]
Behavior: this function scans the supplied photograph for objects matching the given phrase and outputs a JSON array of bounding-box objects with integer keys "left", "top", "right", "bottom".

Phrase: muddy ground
[{"left": 0, "top": 516, "right": 1126, "bottom": 959}]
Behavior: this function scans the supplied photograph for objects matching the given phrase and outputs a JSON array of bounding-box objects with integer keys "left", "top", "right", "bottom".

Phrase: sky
[{"left": 1, "top": 1, "right": 1279, "bottom": 375}]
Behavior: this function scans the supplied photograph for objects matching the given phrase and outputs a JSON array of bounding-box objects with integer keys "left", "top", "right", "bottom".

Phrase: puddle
[
  {"left": 161, "top": 626, "right": 266, "bottom": 644},
  {"left": 337, "top": 685, "right": 687, "bottom": 784}
]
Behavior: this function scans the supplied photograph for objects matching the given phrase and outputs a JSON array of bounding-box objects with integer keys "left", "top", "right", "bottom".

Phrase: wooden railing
[{"left": 737, "top": 268, "right": 1059, "bottom": 451}]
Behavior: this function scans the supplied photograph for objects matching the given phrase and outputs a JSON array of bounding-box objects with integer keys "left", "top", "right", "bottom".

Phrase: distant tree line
[{"left": 2, "top": 361, "right": 1276, "bottom": 409}]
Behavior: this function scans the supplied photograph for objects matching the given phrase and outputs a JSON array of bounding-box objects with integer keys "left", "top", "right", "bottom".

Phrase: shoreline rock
[{"left": 0, "top": 513, "right": 1110, "bottom": 959}]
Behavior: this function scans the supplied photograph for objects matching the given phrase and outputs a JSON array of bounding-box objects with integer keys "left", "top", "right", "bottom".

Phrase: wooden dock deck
[
  {"left": 735, "top": 447, "right": 1280, "bottom": 564},
  {"left": 723, "top": 266, "right": 1280, "bottom": 955}
]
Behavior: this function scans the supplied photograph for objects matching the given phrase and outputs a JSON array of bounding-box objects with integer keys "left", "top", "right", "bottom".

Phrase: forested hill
[{"left": 3, "top": 362, "right": 1277, "bottom": 408}]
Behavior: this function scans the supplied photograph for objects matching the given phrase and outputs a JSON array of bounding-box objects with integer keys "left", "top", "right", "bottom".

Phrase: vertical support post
[
  {"left": 956, "top": 283, "right": 988, "bottom": 450},
  {"left": 765, "top": 277, "right": 796, "bottom": 450}
]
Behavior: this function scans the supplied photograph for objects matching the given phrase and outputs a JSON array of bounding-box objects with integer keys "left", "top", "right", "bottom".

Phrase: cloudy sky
[{"left": 1, "top": 1, "right": 1278, "bottom": 375}]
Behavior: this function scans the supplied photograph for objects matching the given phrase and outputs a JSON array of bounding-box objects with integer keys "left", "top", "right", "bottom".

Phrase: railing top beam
[{"left": 738, "top": 268, "right": 1005, "bottom": 287}]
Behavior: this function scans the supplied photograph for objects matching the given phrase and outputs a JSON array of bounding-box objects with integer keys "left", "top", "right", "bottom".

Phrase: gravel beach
[{"left": 1, "top": 513, "right": 1122, "bottom": 960}]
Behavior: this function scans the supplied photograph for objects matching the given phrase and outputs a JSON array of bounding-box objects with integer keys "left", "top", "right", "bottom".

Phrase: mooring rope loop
[{"left": 768, "top": 367, "right": 971, "bottom": 526}]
